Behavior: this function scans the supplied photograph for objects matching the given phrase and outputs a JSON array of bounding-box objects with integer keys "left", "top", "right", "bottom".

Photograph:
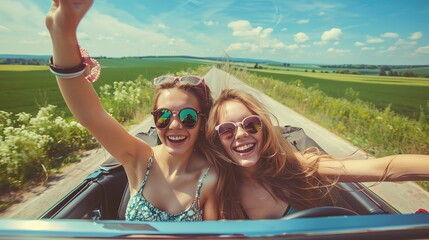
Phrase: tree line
[
  {"left": 0, "top": 58, "right": 48, "bottom": 65},
  {"left": 321, "top": 64, "right": 429, "bottom": 69}
]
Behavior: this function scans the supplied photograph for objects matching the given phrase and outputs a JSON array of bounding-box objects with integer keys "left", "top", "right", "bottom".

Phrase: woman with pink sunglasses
[
  {"left": 46, "top": 0, "right": 218, "bottom": 221},
  {"left": 206, "top": 88, "right": 429, "bottom": 219}
]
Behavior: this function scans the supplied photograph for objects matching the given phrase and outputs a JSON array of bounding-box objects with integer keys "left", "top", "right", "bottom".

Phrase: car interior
[{"left": 39, "top": 127, "right": 398, "bottom": 220}]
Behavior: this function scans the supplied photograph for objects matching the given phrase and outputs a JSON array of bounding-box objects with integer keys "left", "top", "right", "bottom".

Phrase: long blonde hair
[{"left": 206, "top": 89, "right": 336, "bottom": 219}]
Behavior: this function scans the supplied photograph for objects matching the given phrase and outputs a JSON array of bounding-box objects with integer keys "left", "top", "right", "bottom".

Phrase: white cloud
[
  {"left": 97, "top": 34, "right": 115, "bottom": 41},
  {"left": 0, "top": 1, "right": 54, "bottom": 54},
  {"left": 355, "top": 41, "right": 365, "bottom": 47},
  {"left": 227, "top": 42, "right": 260, "bottom": 52},
  {"left": 409, "top": 31, "right": 423, "bottom": 40},
  {"left": 204, "top": 20, "right": 219, "bottom": 26},
  {"left": 415, "top": 46, "right": 429, "bottom": 54},
  {"left": 228, "top": 20, "right": 264, "bottom": 37},
  {"left": 361, "top": 47, "right": 375, "bottom": 51},
  {"left": 297, "top": 19, "right": 310, "bottom": 24},
  {"left": 37, "top": 31, "right": 49, "bottom": 37},
  {"left": 78, "top": 32, "right": 91, "bottom": 40},
  {"left": 286, "top": 44, "right": 299, "bottom": 50},
  {"left": 321, "top": 28, "right": 342, "bottom": 41},
  {"left": 0, "top": 24, "right": 10, "bottom": 32},
  {"left": 313, "top": 41, "right": 327, "bottom": 45},
  {"left": 260, "top": 38, "right": 286, "bottom": 50},
  {"left": 270, "top": 42, "right": 286, "bottom": 50},
  {"left": 327, "top": 48, "right": 351, "bottom": 54},
  {"left": 169, "top": 38, "right": 185, "bottom": 46},
  {"left": 318, "top": 12, "right": 325, "bottom": 16},
  {"left": 281, "top": 28, "right": 288, "bottom": 32},
  {"left": 381, "top": 32, "right": 399, "bottom": 38},
  {"left": 0, "top": 1, "right": 45, "bottom": 28},
  {"left": 387, "top": 46, "right": 397, "bottom": 52},
  {"left": 157, "top": 23, "right": 169, "bottom": 30},
  {"left": 294, "top": 32, "right": 309, "bottom": 43},
  {"left": 261, "top": 28, "right": 273, "bottom": 38},
  {"left": 336, "top": 49, "right": 352, "bottom": 54},
  {"left": 395, "top": 39, "right": 417, "bottom": 47},
  {"left": 226, "top": 20, "right": 285, "bottom": 54},
  {"left": 19, "top": 39, "right": 40, "bottom": 44},
  {"left": 76, "top": 10, "right": 187, "bottom": 57},
  {"left": 366, "top": 36, "right": 384, "bottom": 43}
]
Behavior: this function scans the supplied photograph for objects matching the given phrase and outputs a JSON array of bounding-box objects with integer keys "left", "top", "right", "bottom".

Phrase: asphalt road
[{"left": 2, "top": 66, "right": 428, "bottom": 219}]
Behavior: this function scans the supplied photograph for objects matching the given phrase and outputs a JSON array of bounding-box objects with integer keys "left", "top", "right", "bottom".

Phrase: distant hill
[
  {"left": 0, "top": 54, "right": 51, "bottom": 60},
  {"left": 0, "top": 54, "right": 283, "bottom": 65},
  {"left": 125, "top": 55, "right": 284, "bottom": 64}
]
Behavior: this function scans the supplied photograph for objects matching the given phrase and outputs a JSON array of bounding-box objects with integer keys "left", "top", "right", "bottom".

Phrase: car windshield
[{"left": 1, "top": 0, "right": 429, "bottom": 238}]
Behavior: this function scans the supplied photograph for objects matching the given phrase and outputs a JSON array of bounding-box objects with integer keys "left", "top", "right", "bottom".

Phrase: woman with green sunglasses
[
  {"left": 46, "top": 0, "right": 218, "bottom": 221},
  {"left": 206, "top": 88, "right": 429, "bottom": 220}
]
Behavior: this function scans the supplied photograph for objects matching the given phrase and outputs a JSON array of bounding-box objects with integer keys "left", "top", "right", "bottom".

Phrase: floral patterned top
[{"left": 125, "top": 155, "right": 212, "bottom": 221}]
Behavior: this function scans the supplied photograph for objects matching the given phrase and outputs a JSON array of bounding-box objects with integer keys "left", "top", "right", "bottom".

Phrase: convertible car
[{"left": 1, "top": 126, "right": 428, "bottom": 239}]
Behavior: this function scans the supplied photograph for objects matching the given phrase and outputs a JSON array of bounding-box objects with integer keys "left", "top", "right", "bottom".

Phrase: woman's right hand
[{"left": 46, "top": 0, "right": 94, "bottom": 37}]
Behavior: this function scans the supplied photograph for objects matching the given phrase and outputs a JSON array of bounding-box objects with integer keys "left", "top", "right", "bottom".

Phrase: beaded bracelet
[
  {"left": 81, "top": 48, "right": 101, "bottom": 83},
  {"left": 49, "top": 47, "right": 101, "bottom": 83}
]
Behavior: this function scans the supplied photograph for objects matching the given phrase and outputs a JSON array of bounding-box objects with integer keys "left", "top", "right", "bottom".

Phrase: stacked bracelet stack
[
  {"left": 49, "top": 47, "right": 101, "bottom": 83},
  {"left": 49, "top": 57, "right": 86, "bottom": 78}
]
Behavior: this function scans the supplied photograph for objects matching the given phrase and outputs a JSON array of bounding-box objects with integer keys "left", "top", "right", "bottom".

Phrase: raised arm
[
  {"left": 316, "top": 154, "right": 429, "bottom": 182},
  {"left": 45, "top": 0, "right": 151, "bottom": 166}
]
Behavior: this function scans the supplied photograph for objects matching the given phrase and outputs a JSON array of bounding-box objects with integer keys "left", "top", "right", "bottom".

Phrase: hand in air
[{"left": 46, "top": 0, "right": 94, "bottom": 35}]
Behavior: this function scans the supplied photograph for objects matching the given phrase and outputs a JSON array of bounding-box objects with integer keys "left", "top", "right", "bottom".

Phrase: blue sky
[{"left": 1, "top": 0, "right": 429, "bottom": 65}]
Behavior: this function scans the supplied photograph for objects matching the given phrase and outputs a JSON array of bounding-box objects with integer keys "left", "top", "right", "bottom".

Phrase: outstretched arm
[
  {"left": 45, "top": 0, "right": 151, "bottom": 166},
  {"left": 316, "top": 154, "right": 429, "bottom": 182}
]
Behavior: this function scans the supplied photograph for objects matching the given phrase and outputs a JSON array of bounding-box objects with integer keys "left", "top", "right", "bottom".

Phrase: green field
[
  {"left": 0, "top": 65, "right": 49, "bottom": 71},
  {"left": 249, "top": 63, "right": 429, "bottom": 77},
  {"left": 2, "top": 58, "right": 428, "bottom": 119},
  {"left": 250, "top": 69, "right": 429, "bottom": 118},
  {"left": 0, "top": 58, "right": 211, "bottom": 116}
]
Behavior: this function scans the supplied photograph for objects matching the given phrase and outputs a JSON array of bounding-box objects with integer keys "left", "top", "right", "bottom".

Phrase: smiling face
[
  {"left": 217, "top": 100, "right": 263, "bottom": 169},
  {"left": 155, "top": 87, "right": 202, "bottom": 156}
]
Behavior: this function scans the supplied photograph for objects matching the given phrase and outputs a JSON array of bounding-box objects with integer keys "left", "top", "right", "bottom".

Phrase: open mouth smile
[
  {"left": 233, "top": 143, "right": 256, "bottom": 153},
  {"left": 167, "top": 135, "right": 187, "bottom": 143}
]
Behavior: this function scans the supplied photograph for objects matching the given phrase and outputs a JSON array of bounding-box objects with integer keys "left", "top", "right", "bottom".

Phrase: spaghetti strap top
[{"left": 125, "top": 155, "right": 212, "bottom": 221}]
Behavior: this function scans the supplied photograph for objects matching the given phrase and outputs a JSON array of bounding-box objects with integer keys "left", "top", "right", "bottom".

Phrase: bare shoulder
[
  {"left": 189, "top": 151, "right": 217, "bottom": 188},
  {"left": 204, "top": 165, "right": 218, "bottom": 186},
  {"left": 200, "top": 164, "right": 218, "bottom": 198}
]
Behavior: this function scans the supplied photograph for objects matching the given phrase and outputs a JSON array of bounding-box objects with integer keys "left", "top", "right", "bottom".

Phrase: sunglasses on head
[
  {"left": 151, "top": 107, "right": 202, "bottom": 129},
  {"left": 215, "top": 115, "right": 262, "bottom": 140},
  {"left": 153, "top": 75, "right": 208, "bottom": 105},
  {"left": 153, "top": 75, "right": 205, "bottom": 86}
]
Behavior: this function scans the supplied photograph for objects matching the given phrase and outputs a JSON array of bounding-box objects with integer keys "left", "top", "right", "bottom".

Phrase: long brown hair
[
  {"left": 152, "top": 80, "right": 214, "bottom": 156},
  {"left": 206, "top": 89, "right": 336, "bottom": 219}
]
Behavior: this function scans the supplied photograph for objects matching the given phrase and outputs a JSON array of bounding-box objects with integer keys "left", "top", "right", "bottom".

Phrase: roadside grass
[{"left": 249, "top": 70, "right": 429, "bottom": 119}]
